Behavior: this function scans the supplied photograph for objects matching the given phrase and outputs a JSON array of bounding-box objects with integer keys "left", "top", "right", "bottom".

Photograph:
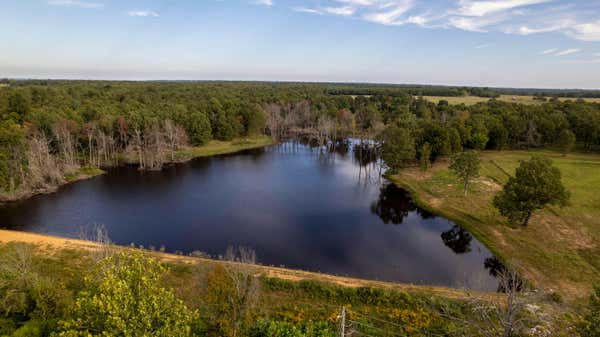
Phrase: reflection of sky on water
[{"left": 0, "top": 141, "right": 498, "bottom": 290}]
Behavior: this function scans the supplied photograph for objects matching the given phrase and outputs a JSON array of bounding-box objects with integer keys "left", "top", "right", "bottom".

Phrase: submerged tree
[
  {"left": 449, "top": 150, "right": 480, "bottom": 196},
  {"left": 493, "top": 155, "right": 569, "bottom": 226}
]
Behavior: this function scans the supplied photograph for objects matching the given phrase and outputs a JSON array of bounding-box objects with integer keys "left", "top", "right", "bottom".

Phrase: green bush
[
  {"left": 579, "top": 285, "right": 600, "bottom": 337},
  {"left": 55, "top": 251, "right": 198, "bottom": 337}
]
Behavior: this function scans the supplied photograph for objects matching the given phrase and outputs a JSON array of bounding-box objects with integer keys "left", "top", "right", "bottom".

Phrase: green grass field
[
  {"left": 390, "top": 150, "right": 600, "bottom": 302},
  {"left": 422, "top": 95, "right": 600, "bottom": 105}
]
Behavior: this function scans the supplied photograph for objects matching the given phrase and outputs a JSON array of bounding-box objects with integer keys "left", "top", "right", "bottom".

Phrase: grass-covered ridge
[{"left": 390, "top": 150, "right": 600, "bottom": 301}]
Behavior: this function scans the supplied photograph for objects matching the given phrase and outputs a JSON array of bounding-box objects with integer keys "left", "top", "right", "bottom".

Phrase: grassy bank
[
  {"left": 422, "top": 95, "right": 600, "bottom": 105},
  {"left": 64, "top": 166, "right": 106, "bottom": 182},
  {"left": 389, "top": 150, "right": 600, "bottom": 301},
  {"left": 176, "top": 136, "right": 276, "bottom": 160},
  {"left": 0, "top": 230, "right": 502, "bottom": 336},
  {"left": 0, "top": 230, "right": 579, "bottom": 336}
]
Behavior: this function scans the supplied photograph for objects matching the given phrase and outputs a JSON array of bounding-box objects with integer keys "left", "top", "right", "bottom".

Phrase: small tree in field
[
  {"left": 579, "top": 285, "right": 600, "bottom": 337},
  {"left": 493, "top": 155, "right": 569, "bottom": 226},
  {"left": 449, "top": 150, "right": 480, "bottom": 196},
  {"left": 419, "top": 142, "right": 431, "bottom": 172},
  {"left": 556, "top": 129, "right": 575, "bottom": 156}
]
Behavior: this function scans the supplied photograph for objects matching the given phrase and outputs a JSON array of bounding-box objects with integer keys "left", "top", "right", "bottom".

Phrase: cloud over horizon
[
  {"left": 127, "top": 10, "right": 160, "bottom": 17},
  {"left": 290, "top": 0, "right": 600, "bottom": 42},
  {"left": 47, "top": 0, "right": 103, "bottom": 9}
]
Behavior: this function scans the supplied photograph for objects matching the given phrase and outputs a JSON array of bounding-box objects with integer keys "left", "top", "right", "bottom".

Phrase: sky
[{"left": 0, "top": 0, "right": 599, "bottom": 88}]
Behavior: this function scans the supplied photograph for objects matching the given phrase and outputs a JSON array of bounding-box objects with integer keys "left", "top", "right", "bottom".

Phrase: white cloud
[
  {"left": 541, "top": 48, "right": 557, "bottom": 54},
  {"left": 127, "top": 11, "right": 159, "bottom": 17},
  {"left": 285, "top": 0, "right": 598, "bottom": 44},
  {"left": 323, "top": 6, "right": 356, "bottom": 16},
  {"left": 255, "top": 0, "right": 273, "bottom": 6},
  {"left": 475, "top": 44, "right": 490, "bottom": 49},
  {"left": 449, "top": 16, "right": 492, "bottom": 32},
  {"left": 555, "top": 48, "right": 581, "bottom": 56},
  {"left": 515, "top": 25, "right": 560, "bottom": 35},
  {"left": 407, "top": 15, "right": 427, "bottom": 25},
  {"left": 47, "top": 0, "right": 102, "bottom": 9},
  {"left": 568, "top": 21, "right": 600, "bottom": 42},
  {"left": 363, "top": 0, "right": 413, "bottom": 25},
  {"left": 292, "top": 7, "right": 322, "bottom": 14},
  {"left": 334, "top": 0, "right": 376, "bottom": 5},
  {"left": 455, "top": 0, "right": 551, "bottom": 17}
]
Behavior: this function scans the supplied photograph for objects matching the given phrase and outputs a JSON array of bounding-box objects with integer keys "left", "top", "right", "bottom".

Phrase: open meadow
[
  {"left": 422, "top": 95, "right": 600, "bottom": 105},
  {"left": 391, "top": 150, "right": 600, "bottom": 302}
]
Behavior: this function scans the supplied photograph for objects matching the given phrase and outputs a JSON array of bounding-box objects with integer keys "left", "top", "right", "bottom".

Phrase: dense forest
[{"left": 1, "top": 80, "right": 600, "bottom": 201}]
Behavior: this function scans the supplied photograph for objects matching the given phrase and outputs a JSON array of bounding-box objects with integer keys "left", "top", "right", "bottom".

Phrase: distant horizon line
[{"left": 2, "top": 77, "right": 599, "bottom": 92}]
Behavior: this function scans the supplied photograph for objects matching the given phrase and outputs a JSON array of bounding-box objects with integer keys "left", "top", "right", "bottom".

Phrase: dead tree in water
[
  {"left": 53, "top": 119, "right": 78, "bottom": 168},
  {"left": 264, "top": 103, "right": 283, "bottom": 140},
  {"left": 27, "top": 131, "right": 63, "bottom": 188},
  {"left": 163, "top": 119, "right": 188, "bottom": 162},
  {"left": 82, "top": 122, "right": 96, "bottom": 167},
  {"left": 145, "top": 120, "right": 166, "bottom": 170}
]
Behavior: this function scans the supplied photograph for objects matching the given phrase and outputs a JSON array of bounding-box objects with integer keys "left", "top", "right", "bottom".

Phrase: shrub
[
  {"left": 56, "top": 251, "right": 198, "bottom": 337},
  {"left": 579, "top": 285, "right": 600, "bottom": 337}
]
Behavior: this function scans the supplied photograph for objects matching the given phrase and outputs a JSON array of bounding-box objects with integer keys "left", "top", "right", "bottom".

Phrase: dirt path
[{"left": 0, "top": 229, "right": 500, "bottom": 301}]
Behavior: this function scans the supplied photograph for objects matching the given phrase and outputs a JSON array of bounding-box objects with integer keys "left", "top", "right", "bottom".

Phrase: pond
[{"left": 0, "top": 141, "right": 500, "bottom": 291}]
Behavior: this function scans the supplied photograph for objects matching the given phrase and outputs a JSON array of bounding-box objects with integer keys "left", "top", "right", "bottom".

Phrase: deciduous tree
[
  {"left": 493, "top": 155, "right": 569, "bottom": 226},
  {"left": 449, "top": 150, "right": 480, "bottom": 196}
]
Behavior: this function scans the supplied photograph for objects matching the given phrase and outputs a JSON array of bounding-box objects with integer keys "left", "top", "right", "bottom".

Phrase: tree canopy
[{"left": 493, "top": 155, "right": 570, "bottom": 226}]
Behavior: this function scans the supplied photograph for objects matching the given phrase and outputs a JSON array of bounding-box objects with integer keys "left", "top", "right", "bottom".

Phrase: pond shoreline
[
  {"left": 1, "top": 139, "right": 499, "bottom": 290},
  {"left": 0, "top": 136, "right": 276, "bottom": 206},
  {"left": 0, "top": 228, "right": 500, "bottom": 300}
]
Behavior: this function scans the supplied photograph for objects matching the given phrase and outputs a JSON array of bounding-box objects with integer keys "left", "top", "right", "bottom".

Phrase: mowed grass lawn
[
  {"left": 422, "top": 95, "right": 600, "bottom": 105},
  {"left": 390, "top": 150, "right": 600, "bottom": 302}
]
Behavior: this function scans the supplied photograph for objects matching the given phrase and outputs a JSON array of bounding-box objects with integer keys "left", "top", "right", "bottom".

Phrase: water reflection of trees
[
  {"left": 484, "top": 257, "right": 524, "bottom": 292},
  {"left": 484, "top": 257, "right": 506, "bottom": 278},
  {"left": 371, "top": 183, "right": 439, "bottom": 225},
  {"left": 441, "top": 225, "right": 473, "bottom": 254},
  {"left": 370, "top": 184, "right": 416, "bottom": 224}
]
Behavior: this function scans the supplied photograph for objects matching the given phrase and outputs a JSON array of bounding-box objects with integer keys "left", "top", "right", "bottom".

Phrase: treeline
[
  {"left": 324, "top": 83, "right": 504, "bottom": 98},
  {"left": 2, "top": 80, "right": 600, "bottom": 199},
  {"left": 0, "top": 82, "right": 328, "bottom": 199},
  {"left": 380, "top": 97, "right": 600, "bottom": 171},
  {"left": 493, "top": 87, "right": 600, "bottom": 99}
]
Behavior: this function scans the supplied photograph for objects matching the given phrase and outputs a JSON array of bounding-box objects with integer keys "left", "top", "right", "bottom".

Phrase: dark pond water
[{"left": 0, "top": 141, "right": 500, "bottom": 291}]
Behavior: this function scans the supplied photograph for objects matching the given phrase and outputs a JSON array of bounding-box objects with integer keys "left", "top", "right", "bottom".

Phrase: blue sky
[{"left": 0, "top": 0, "right": 599, "bottom": 88}]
